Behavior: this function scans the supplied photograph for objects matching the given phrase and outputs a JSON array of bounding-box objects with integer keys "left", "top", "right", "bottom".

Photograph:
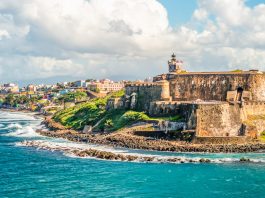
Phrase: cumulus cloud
[
  {"left": 0, "top": 0, "right": 174, "bottom": 83},
  {"left": 181, "top": 0, "right": 265, "bottom": 71},
  {"left": 193, "top": 8, "right": 208, "bottom": 21},
  {"left": 0, "top": 0, "right": 265, "bottom": 84}
]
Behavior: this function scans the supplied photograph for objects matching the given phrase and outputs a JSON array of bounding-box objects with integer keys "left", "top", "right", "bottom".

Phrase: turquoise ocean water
[{"left": 1, "top": 110, "right": 265, "bottom": 198}]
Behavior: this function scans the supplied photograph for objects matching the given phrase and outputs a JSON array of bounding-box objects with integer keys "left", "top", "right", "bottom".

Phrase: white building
[{"left": 87, "top": 79, "right": 124, "bottom": 93}]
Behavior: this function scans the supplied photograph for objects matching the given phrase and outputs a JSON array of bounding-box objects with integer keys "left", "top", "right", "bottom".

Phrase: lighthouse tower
[{"left": 168, "top": 53, "right": 183, "bottom": 73}]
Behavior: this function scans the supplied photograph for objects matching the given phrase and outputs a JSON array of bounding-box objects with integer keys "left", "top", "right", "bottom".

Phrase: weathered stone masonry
[{"left": 116, "top": 54, "right": 265, "bottom": 139}]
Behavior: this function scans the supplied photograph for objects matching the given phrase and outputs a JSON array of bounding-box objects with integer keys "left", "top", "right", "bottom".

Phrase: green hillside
[
  {"left": 53, "top": 89, "right": 182, "bottom": 131},
  {"left": 53, "top": 90, "right": 125, "bottom": 130}
]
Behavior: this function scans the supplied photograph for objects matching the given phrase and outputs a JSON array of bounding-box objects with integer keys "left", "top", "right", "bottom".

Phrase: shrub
[
  {"left": 104, "top": 119, "right": 114, "bottom": 129},
  {"left": 116, "top": 111, "right": 150, "bottom": 128}
]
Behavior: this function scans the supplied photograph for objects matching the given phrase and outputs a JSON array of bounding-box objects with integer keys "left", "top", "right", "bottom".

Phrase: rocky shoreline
[
  {"left": 19, "top": 140, "right": 198, "bottom": 163},
  {"left": 18, "top": 140, "right": 262, "bottom": 164},
  {"left": 39, "top": 117, "right": 265, "bottom": 153}
]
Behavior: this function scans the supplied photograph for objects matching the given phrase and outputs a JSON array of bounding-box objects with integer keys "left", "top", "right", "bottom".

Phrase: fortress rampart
[
  {"left": 114, "top": 54, "right": 265, "bottom": 140},
  {"left": 157, "top": 72, "right": 265, "bottom": 101},
  {"left": 125, "top": 83, "right": 164, "bottom": 111}
]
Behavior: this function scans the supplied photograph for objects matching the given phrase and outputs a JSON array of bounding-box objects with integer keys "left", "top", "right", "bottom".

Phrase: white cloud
[
  {"left": 0, "top": 29, "right": 9, "bottom": 40},
  {"left": 0, "top": 0, "right": 173, "bottom": 82},
  {"left": 177, "top": 0, "right": 265, "bottom": 71},
  {"left": 1, "top": 0, "right": 265, "bottom": 84},
  {"left": 193, "top": 8, "right": 208, "bottom": 21},
  {"left": 27, "top": 57, "right": 85, "bottom": 77}
]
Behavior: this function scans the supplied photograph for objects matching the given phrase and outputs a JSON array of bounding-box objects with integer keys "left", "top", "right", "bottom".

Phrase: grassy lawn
[{"left": 94, "top": 110, "right": 183, "bottom": 132}]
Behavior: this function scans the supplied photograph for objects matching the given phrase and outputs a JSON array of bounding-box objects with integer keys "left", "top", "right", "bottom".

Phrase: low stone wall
[
  {"left": 243, "top": 101, "right": 265, "bottom": 116},
  {"left": 133, "top": 130, "right": 166, "bottom": 138},
  {"left": 38, "top": 128, "right": 265, "bottom": 153},
  {"left": 193, "top": 136, "right": 252, "bottom": 144}
]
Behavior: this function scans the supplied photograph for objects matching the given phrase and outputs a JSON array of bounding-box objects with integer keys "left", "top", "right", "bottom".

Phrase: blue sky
[
  {"left": 159, "top": 0, "right": 197, "bottom": 27},
  {"left": 246, "top": 0, "right": 265, "bottom": 7},
  {"left": 160, "top": 0, "right": 265, "bottom": 26}
]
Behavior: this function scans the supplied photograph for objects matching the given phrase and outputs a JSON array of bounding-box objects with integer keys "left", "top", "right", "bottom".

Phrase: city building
[
  {"left": 1, "top": 83, "right": 19, "bottom": 93},
  {"left": 27, "top": 84, "right": 37, "bottom": 92},
  {"left": 88, "top": 79, "right": 124, "bottom": 93},
  {"left": 73, "top": 80, "right": 86, "bottom": 88}
]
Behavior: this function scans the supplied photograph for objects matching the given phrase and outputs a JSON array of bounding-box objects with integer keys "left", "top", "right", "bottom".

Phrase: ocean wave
[
  {"left": 0, "top": 112, "right": 37, "bottom": 121},
  {"left": 5, "top": 124, "right": 42, "bottom": 138},
  {"left": 17, "top": 140, "right": 265, "bottom": 164},
  {"left": 5, "top": 123, "right": 23, "bottom": 129},
  {"left": 0, "top": 110, "right": 43, "bottom": 138}
]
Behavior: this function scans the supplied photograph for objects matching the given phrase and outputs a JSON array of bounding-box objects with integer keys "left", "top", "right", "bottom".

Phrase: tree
[
  {"left": 29, "top": 96, "right": 38, "bottom": 103},
  {"left": 15, "top": 95, "right": 29, "bottom": 104},
  {"left": 74, "top": 91, "right": 87, "bottom": 101},
  {"left": 86, "top": 79, "right": 95, "bottom": 82},
  {"left": 58, "top": 91, "right": 87, "bottom": 103},
  {"left": 4, "top": 94, "right": 15, "bottom": 106}
]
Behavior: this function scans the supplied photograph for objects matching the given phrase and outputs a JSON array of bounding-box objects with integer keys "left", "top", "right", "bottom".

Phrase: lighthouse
[{"left": 168, "top": 53, "right": 183, "bottom": 73}]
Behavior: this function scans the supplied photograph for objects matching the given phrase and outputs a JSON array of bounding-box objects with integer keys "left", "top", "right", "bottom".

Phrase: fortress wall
[
  {"left": 242, "top": 102, "right": 265, "bottom": 136},
  {"left": 179, "top": 103, "right": 198, "bottom": 130},
  {"left": 248, "top": 74, "right": 265, "bottom": 101},
  {"left": 149, "top": 102, "right": 198, "bottom": 130},
  {"left": 125, "top": 84, "right": 163, "bottom": 111},
  {"left": 149, "top": 102, "right": 179, "bottom": 116},
  {"left": 196, "top": 103, "right": 242, "bottom": 137},
  {"left": 148, "top": 102, "right": 244, "bottom": 137},
  {"left": 243, "top": 101, "right": 265, "bottom": 116},
  {"left": 168, "top": 73, "right": 265, "bottom": 101}
]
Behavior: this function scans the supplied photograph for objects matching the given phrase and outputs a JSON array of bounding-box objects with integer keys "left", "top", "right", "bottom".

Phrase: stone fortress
[{"left": 110, "top": 54, "right": 265, "bottom": 141}]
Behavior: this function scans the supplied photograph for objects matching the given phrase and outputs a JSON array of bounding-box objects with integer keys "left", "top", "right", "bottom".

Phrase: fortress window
[{"left": 236, "top": 87, "right": 244, "bottom": 101}]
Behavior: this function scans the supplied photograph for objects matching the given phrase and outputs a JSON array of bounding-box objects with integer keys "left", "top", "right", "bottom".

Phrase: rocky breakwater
[
  {"left": 17, "top": 140, "right": 202, "bottom": 163},
  {"left": 18, "top": 140, "right": 263, "bottom": 164}
]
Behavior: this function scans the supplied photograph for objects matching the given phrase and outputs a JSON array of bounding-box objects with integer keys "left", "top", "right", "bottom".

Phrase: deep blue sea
[{"left": 1, "top": 111, "right": 265, "bottom": 198}]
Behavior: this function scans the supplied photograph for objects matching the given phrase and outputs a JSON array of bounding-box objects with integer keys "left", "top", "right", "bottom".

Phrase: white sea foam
[
  {"left": 0, "top": 110, "right": 42, "bottom": 138},
  {"left": 0, "top": 111, "right": 37, "bottom": 121},
  {"left": 5, "top": 125, "right": 42, "bottom": 137},
  {"left": 3, "top": 110, "right": 265, "bottom": 164},
  {"left": 17, "top": 140, "right": 265, "bottom": 164},
  {"left": 6, "top": 123, "right": 23, "bottom": 129}
]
